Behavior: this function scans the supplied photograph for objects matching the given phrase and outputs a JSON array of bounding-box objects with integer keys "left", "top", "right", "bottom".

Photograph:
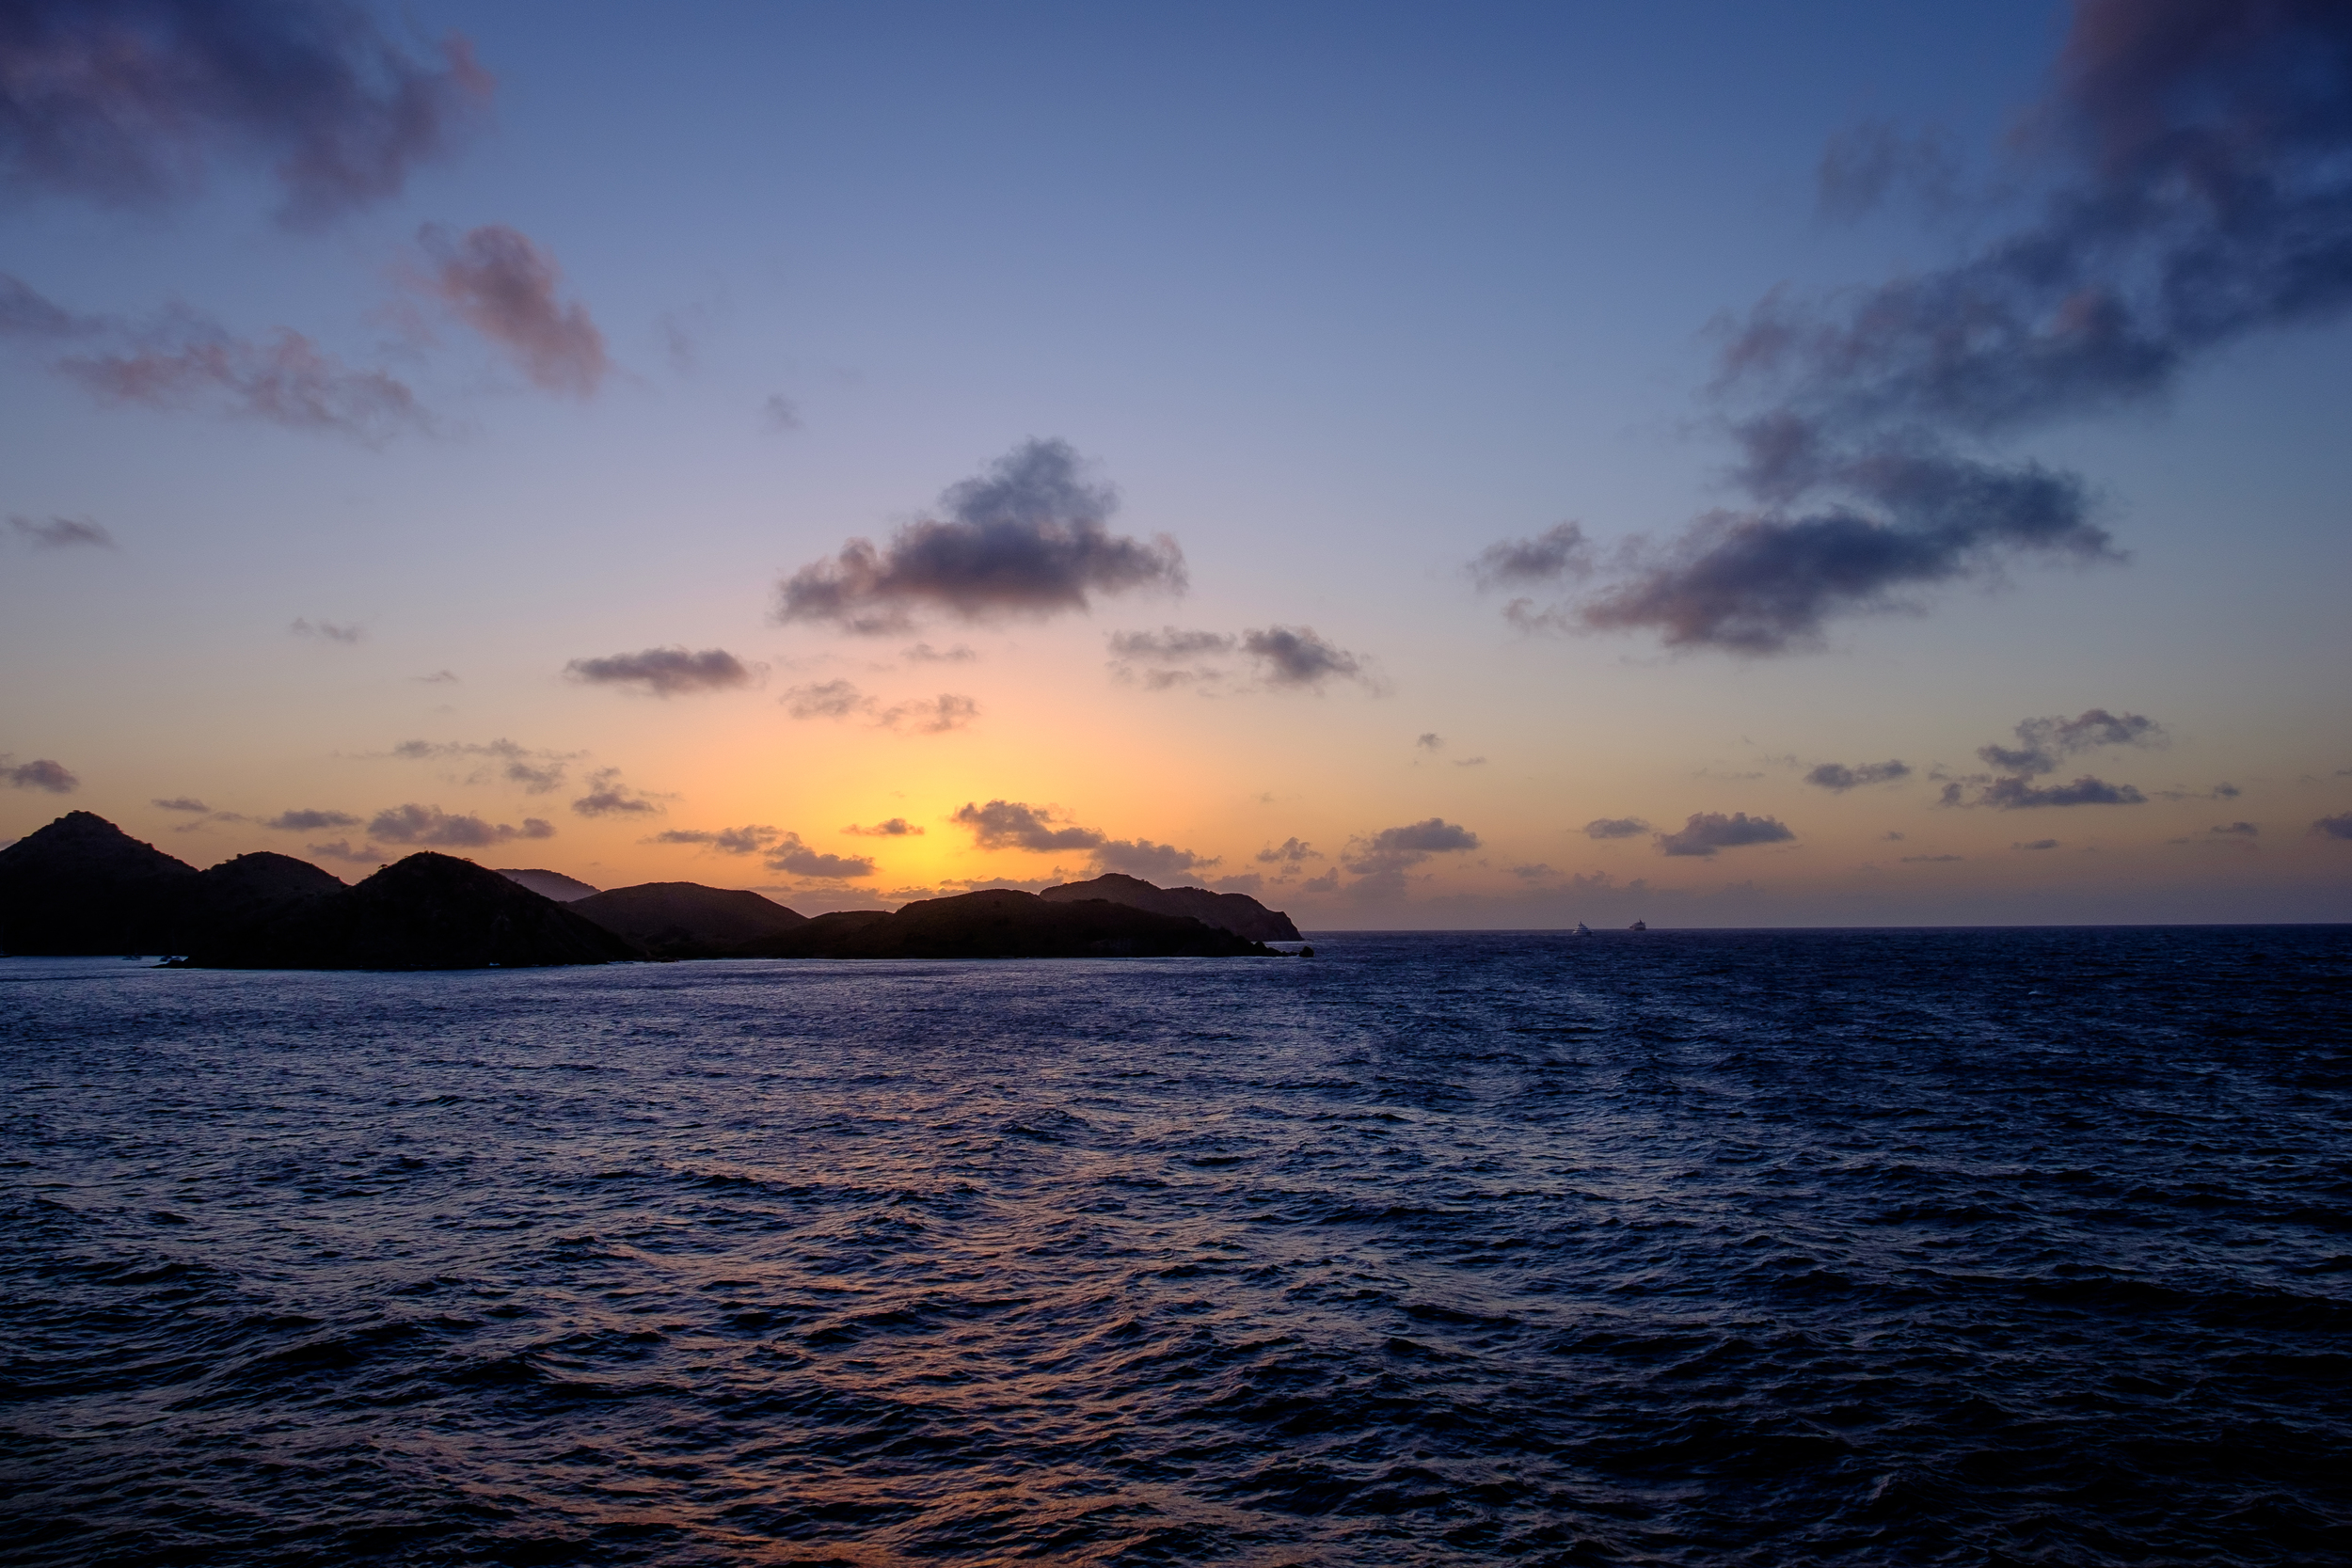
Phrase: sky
[{"left": 3, "top": 0, "right": 2349, "bottom": 927}]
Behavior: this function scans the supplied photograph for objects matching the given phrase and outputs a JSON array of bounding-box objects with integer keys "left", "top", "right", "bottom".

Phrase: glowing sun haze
[{"left": 3, "top": 0, "right": 2347, "bottom": 925}]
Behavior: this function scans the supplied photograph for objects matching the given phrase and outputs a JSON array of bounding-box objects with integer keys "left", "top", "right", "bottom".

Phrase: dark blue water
[{"left": 4, "top": 928, "right": 2349, "bottom": 1566}]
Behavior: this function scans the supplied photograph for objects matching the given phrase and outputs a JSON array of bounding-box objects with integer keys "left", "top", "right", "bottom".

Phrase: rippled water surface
[{"left": 5, "top": 928, "right": 2350, "bottom": 1565}]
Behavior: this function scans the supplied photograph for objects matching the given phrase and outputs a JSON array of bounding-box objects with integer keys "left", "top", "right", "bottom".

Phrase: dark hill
[
  {"left": 496, "top": 867, "right": 599, "bottom": 902},
  {"left": 739, "top": 888, "right": 1271, "bottom": 959},
  {"left": 572, "top": 881, "right": 806, "bottom": 958},
  {"left": 190, "top": 852, "right": 640, "bottom": 970},
  {"left": 0, "top": 811, "right": 197, "bottom": 954},
  {"left": 167, "top": 852, "right": 344, "bottom": 943},
  {"left": 1039, "top": 872, "right": 1301, "bottom": 942}
]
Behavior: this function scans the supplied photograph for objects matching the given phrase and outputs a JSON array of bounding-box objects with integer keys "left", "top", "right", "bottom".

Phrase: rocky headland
[{"left": 1039, "top": 872, "right": 1301, "bottom": 942}]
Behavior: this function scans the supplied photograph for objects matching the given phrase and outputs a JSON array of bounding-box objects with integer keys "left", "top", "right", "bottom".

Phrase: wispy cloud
[
  {"left": 1583, "top": 816, "right": 1649, "bottom": 840},
  {"left": 782, "top": 678, "right": 869, "bottom": 719},
  {"left": 1255, "top": 836, "right": 1322, "bottom": 867},
  {"left": 291, "top": 616, "right": 361, "bottom": 642},
  {"left": 650, "top": 825, "right": 775, "bottom": 855},
  {"left": 386, "top": 737, "right": 578, "bottom": 793},
  {"left": 1470, "top": 522, "right": 1591, "bottom": 590},
  {"left": 1804, "top": 759, "right": 1911, "bottom": 792},
  {"left": 564, "top": 646, "right": 756, "bottom": 696},
  {"left": 2310, "top": 814, "right": 2352, "bottom": 842},
  {"left": 0, "top": 275, "right": 427, "bottom": 440},
  {"left": 777, "top": 438, "right": 1184, "bottom": 633},
  {"left": 262, "top": 808, "right": 359, "bottom": 832},
  {"left": 570, "top": 768, "right": 662, "bottom": 818},
  {"left": 644, "top": 823, "right": 873, "bottom": 878},
  {"left": 151, "top": 796, "right": 209, "bottom": 813},
  {"left": 1107, "top": 624, "right": 1371, "bottom": 693},
  {"left": 0, "top": 0, "right": 491, "bottom": 225},
  {"left": 843, "top": 817, "right": 923, "bottom": 837},
  {"left": 9, "top": 514, "right": 114, "bottom": 548},
  {"left": 413, "top": 224, "right": 608, "bottom": 396},
  {"left": 1944, "top": 707, "right": 2161, "bottom": 808},
  {"left": 783, "top": 680, "right": 977, "bottom": 732},
  {"left": 368, "top": 803, "right": 551, "bottom": 847},
  {"left": 876, "top": 693, "right": 977, "bottom": 733}
]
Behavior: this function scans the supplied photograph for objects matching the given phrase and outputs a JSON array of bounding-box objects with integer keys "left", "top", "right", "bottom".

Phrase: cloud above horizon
[
  {"left": 1583, "top": 816, "right": 1649, "bottom": 840},
  {"left": 782, "top": 679, "right": 977, "bottom": 732},
  {"left": 645, "top": 822, "right": 874, "bottom": 878},
  {"left": 368, "top": 802, "right": 551, "bottom": 847},
  {"left": 570, "top": 768, "right": 661, "bottom": 818},
  {"left": 1805, "top": 759, "right": 1911, "bottom": 792},
  {"left": 1470, "top": 522, "right": 1591, "bottom": 590},
  {"left": 776, "top": 439, "right": 1184, "bottom": 634},
  {"left": 564, "top": 646, "right": 755, "bottom": 697},
  {"left": 291, "top": 616, "right": 361, "bottom": 642},
  {"left": 1, "top": 275, "right": 425, "bottom": 440},
  {"left": 1343, "top": 816, "right": 1481, "bottom": 895},
  {"left": 387, "top": 737, "right": 578, "bottom": 794},
  {"left": 10, "top": 514, "right": 113, "bottom": 548},
  {"left": 3, "top": 756, "right": 77, "bottom": 792},
  {"left": 262, "top": 808, "right": 358, "bottom": 832},
  {"left": 1485, "top": 0, "right": 2352, "bottom": 653},
  {"left": 413, "top": 224, "right": 608, "bottom": 396},
  {"left": 1107, "top": 624, "right": 1370, "bottom": 692},
  {"left": 0, "top": 0, "right": 492, "bottom": 226},
  {"left": 1655, "top": 812, "right": 1794, "bottom": 857},
  {"left": 1944, "top": 706, "right": 2161, "bottom": 808},
  {"left": 952, "top": 799, "right": 1105, "bottom": 853}
]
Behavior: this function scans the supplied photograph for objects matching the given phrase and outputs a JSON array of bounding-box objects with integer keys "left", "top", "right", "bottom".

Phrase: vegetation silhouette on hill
[
  {"left": 190, "top": 852, "right": 638, "bottom": 970},
  {"left": 736, "top": 888, "right": 1273, "bottom": 959},
  {"left": 569, "top": 881, "right": 806, "bottom": 958},
  {"left": 0, "top": 813, "right": 1295, "bottom": 966},
  {"left": 1038, "top": 871, "right": 1301, "bottom": 941}
]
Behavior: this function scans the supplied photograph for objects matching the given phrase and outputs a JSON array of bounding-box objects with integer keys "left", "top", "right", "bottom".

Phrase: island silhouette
[{"left": 0, "top": 812, "right": 1298, "bottom": 968}]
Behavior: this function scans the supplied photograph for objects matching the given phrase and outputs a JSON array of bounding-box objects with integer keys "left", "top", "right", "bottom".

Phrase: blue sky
[{"left": 4, "top": 0, "right": 2347, "bottom": 924}]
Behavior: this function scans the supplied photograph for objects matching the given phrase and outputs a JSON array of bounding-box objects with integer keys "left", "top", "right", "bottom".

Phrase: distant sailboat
[
  {"left": 1575, "top": 922, "right": 1592, "bottom": 936},
  {"left": 1628, "top": 919, "right": 1646, "bottom": 931}
]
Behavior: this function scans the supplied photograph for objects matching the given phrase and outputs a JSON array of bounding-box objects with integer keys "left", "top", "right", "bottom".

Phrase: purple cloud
[
  {"left": 9, "top": 514, "right": 113, "bottom": 548},
  {"left": 777, "top": 439, "right": 1184, "bottom": 633},
  {"left": 3, "top": 756, "right": 76, "bottom": 792},
  {"left": 416, "top": 224, "right": 608, "bottom": 396},
  {"left": 1655, "top": 812, "right": 1794, "bottom": 857},
  {"left": 564, "top": 646, "right": 755, "bottom": 697},
  {"left": 367, "top": 803, "right": 551, "bottom": 847},
  {"left": 1805, "top": 759, "right": 1911, "bottom": 792},
  {"left": 952, "top": 800, "right": 1105, "bottom": 853},
  {"left": 1515, "top": 1, "right": 2352, "bottom": 652},
  {"left": 0, "top": 0, "right": 492, "bottom": 225}
]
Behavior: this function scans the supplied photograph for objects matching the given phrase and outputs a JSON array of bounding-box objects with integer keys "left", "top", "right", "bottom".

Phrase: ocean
[{"left": 4, "top": 927, "right": 2348, "bottom": 1565}]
